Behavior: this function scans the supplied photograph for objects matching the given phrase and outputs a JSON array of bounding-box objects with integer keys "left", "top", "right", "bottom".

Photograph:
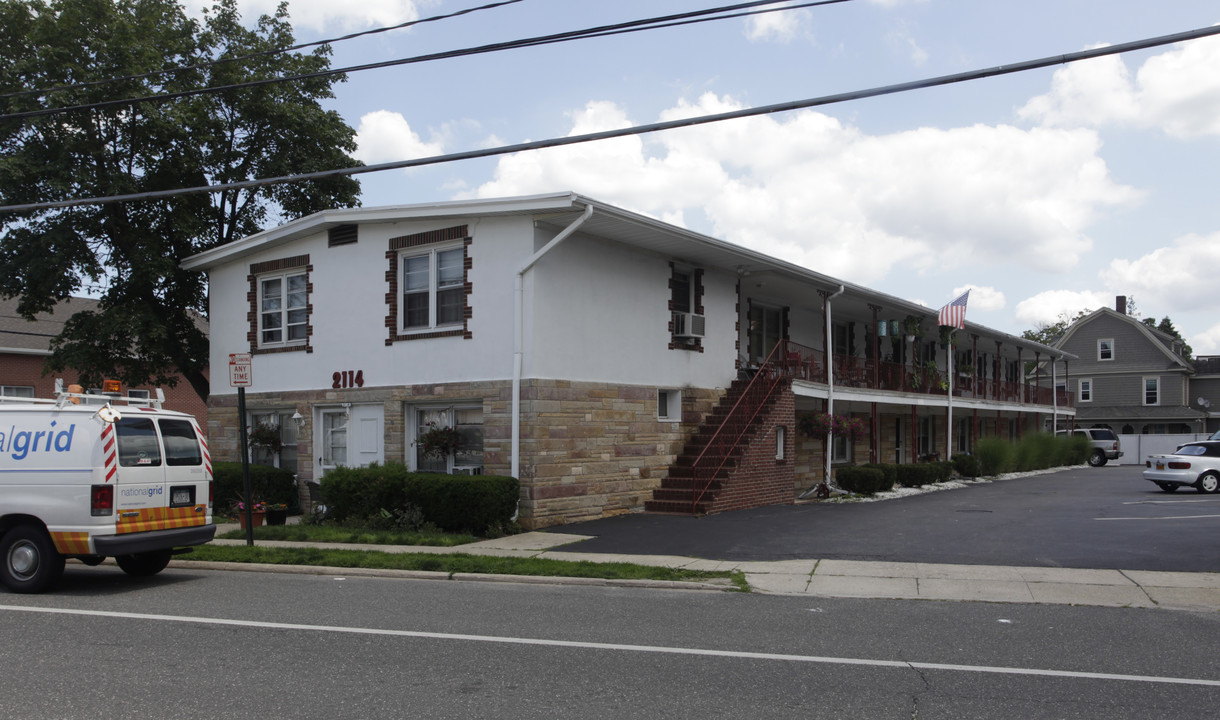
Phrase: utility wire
[
  {"left": 4, "top": 23, "right": 1216, "bottom": 214},
  {"left": 1, "top": 0, "right": 843, "bottom": 121},
  {"left": 0, "top": 0, "right": 526, "bottom": 102}
]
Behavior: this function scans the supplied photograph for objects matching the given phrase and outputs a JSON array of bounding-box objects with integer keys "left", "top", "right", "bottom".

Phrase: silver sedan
[{"left": 1144, "top": 441, "right": 1220, "bottom": 493}]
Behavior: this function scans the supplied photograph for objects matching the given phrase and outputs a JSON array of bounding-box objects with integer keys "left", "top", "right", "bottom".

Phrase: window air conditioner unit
[
  {"left": 672, "top": 312, "right": 706, "bottom": 338},
  {"left": 452, "top": 466, "right": 484, "bottom": 476}
]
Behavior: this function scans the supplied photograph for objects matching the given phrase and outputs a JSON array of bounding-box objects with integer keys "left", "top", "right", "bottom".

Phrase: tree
[
  {"left": 1020, "top": 309, "right": 1090, "bottom": 348},
  {"left": 0, "top": 0, "right": 361, "bottom": 400},
  {"left": 1142, "top": 316, "right": 1193, "bottom": 361}
]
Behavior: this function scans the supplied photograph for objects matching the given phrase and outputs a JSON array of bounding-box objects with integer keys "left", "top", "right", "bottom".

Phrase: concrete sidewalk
[{"left": 208, "top": 526, "right": 1220, "bottom": 612}]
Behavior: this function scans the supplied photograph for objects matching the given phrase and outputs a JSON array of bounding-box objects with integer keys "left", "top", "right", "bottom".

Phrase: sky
[{"left": 183, "top": 0, "right": 1220, "bottom": 352}]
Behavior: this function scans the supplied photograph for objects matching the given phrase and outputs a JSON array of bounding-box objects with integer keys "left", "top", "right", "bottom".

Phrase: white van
[{"left": 0, "top": 384, "right": 215, "bottom": 593}]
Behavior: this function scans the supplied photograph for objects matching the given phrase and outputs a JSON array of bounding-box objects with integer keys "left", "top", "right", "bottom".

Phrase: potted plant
[
  {"left": 418, "top": 422, "right": 463, "bottom": 458},
  {"left": 902, "top": 315, "right": 922, "bottom": 341},
  {"left": 233, "top": 497, "right": 266, "bottom": 528},
  {"left": 265, "top": 503, "right": 288, "bottom": 525}
]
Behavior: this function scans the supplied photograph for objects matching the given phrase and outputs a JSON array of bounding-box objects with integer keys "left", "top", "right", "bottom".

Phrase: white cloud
[
  {"left": 1013, "top": 290, "right": 1109, "bottom": 328},
  {"left": 1100, "top": 232, "right": 1220, "bottom": 312},
  {"left": 182, "top": 0, "right": 419, "bottom": 33},
  {"left": 475, "top": 93, "right": 1140, "bottom": 284},
  {"left": 1194, "top": 323, "right": 1220, "bottom": 356},
  {"left": 953, "top": 285, "right": 1004, "bottom": 312},
  {"left": 1019, "top": 35, "right": 1220, "bottom": 138},
  {"left": 745, "top": 4, "right": 811, "bottom": 44},
  {"left": 352, "top": 110, "right": 444, "bottom": 165},
  {"left": 885, "top": 26, "right": 928, "bottom": 66}
]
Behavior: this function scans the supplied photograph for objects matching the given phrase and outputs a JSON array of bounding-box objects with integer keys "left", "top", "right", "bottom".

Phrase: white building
[{"left": 183, "top": 192, "right": 1074, "bottom": 529}]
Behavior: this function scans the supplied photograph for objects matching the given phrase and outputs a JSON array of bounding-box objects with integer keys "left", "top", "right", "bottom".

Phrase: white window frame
[
  {"left": 658, "top": 389, "right": 681, "bottom": 422},
  {"left": 775, "top": 425, "right": 786, "bottom": 460},
  {"left": 400, "top": 244, "right": 465, "bottom": 333},
  {"left": 408, "top": 403, "right": 484, "bottom": 474},
  {"left": 1078, "top": 378, "right": 1092, "bottom": 403},
  {"left": 0, "top": 386, "right": 34, "bottom": 398},
  {"left": 1144, "top": 376, "right": 1160, "bottom": 406},
  {"left": 1098, "top": 338, "right": 1114, "bottom": 361},
  {"left": 831, "top": 434, "right": 851, "bottom": 463},
  {"left": 259, "top": 270, "right": 308, "bottom": 347}
]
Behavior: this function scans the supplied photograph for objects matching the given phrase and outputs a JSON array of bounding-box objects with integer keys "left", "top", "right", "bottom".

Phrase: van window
[
  {"left": 159, "top": 419, "right": 202, "bottom": 466},
  {"left": 116, "top": 418, "right": 162, "bottom": 467}
]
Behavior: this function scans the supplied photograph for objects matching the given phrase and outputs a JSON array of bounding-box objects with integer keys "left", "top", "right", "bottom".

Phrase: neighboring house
[
  {"left": 0, "top": 296, "right": 209, "bottom": 423},
  {"left": 181, "top": 192, "right": 1074, "bottom": 529},
  {"left": 1048, "top": 297, "right": 1209, "bottom": 435}
]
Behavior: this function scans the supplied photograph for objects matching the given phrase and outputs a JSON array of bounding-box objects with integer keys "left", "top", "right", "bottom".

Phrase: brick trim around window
[
  {"left": 668, "top": 263, "right": 704, "bottom": 352},
  {"left": 385, "top": 225, "right": 473, "bottom": 345},
  {"left": 248, "top": 254, "right": 313, "bottom": 355}
]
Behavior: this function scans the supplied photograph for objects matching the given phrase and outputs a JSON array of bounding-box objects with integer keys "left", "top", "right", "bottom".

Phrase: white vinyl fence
[{"left": 1116, "top": 434, "right": 1212, "bottom": 465}]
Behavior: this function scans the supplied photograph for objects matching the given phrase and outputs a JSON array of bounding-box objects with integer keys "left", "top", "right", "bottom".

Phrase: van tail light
[
  {"left": 1169, "top": 461, "right": 1192, "bottom": 470},
  {"left": 91, "top": 485, "right": 114, "bottom": 516},
  {"left": 208, "top": 481, "right": 214, "bottom": 509}
]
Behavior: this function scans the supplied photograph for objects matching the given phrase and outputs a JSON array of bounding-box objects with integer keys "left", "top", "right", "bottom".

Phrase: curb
[{"left": 170, "top": 559, "right": 735, "bottom": 593}]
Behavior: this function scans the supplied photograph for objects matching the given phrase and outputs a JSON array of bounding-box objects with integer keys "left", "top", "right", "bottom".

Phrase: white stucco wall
[
  {"left": 207, "top": 215, "right": 534, "bottom": 397},
  {"left": 527, "top": 231, "right": 737, "bottom": 389}
]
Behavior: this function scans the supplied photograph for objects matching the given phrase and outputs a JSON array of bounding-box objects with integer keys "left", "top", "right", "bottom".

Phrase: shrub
[
  {"left": 860, "top": 463, "right": 898, "bottom": 487},
  {"left": 930, "top": 461, "right": 955, "bottom": 482},
  {"left": 896, "top": 463, "right": 937, "bottom": 488},
  {"left": 836, "top": 466, "right": 891, "bottom": 495},
  {"left": 213, "top": 462, "right": 300, "bottom": 514},
  {"left": 974, "top": 438, "right": 1014, "bottom": 476},
  {"left": 952, "top": 454, "right": 980, "bottom": 478},
  {"left": 319, "top": 462, "right": 519, "bottom": 535}
]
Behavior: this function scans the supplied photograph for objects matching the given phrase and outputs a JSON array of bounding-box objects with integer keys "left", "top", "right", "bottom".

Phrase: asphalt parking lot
[{"left": 559, "top": 464, "right": 1220, "bottom": 573}]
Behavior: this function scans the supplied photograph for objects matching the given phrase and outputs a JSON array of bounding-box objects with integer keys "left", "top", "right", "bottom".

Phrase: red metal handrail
[{"left": 689, "top": 340, "right": 795, "bottom": 512}]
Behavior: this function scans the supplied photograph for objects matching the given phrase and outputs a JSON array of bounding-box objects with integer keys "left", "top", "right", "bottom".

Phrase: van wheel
[
  {"left": 1088, "top": 450, "right": 1107, "bottom": 467},
  {"left": 115, "top": 550, "right": 173, "bottom": 577},
  {"left": 0, "top": 525, "right": 65, "bottom": 594}
]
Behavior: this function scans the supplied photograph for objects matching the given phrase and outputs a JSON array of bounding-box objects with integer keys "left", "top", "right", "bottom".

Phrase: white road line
[
  {"left": 1096, "top": 514, "right": 1220, "bottom": 521},
  {"left": 1123, "top": 499, "right": 1220, "bottom": 505},
  {"left": 3, "top": 604, "right": 1219, "bottom": 688}
]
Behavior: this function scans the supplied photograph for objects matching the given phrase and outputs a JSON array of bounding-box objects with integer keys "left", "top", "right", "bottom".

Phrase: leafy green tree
[
  {"left": 1142, "top": 316, "right": 1193, "bottom": 360},
  {"left": 0, "top": 0, "right": 361, "bottom": 400}
]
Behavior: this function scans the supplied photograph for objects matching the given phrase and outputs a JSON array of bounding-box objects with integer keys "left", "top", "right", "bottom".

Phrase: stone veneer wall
[{"left": 206, "top": 379, "right": 722, "bottom": 530}]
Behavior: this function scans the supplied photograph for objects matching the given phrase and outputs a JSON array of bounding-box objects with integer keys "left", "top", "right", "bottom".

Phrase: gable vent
[{"left": 328, "top": 224, "right": 358, "bottom": 247}]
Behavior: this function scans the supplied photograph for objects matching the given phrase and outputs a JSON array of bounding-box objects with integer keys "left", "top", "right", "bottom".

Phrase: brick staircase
[{"left": 645, "top": 376, "right": 785, "bottom": 515}]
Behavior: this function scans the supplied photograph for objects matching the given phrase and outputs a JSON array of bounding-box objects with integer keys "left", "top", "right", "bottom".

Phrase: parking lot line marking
[
  {"left": 3, "top": 604, "right": 1220, "bottom": 688},
  {"left": 1123, "top": 499, "right": 1220, "bottom": 505},
  {"left": 1096, "top": 514, "right": 1220, "bottom": 521}
]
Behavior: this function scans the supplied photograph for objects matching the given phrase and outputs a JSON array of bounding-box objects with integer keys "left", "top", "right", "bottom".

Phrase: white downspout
[
  {"left": 512, "top": 204, "right": 594, "bottom": 482},
  {"left": 824, "top": 285, "right": 846, "bottom": 485}
]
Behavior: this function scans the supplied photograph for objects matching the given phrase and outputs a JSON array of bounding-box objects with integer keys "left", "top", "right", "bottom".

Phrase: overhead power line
[
  {"left": 0, "top": 0, "right": 526, "bottom": 102},
  {"left": 3, "top": 24, "right": 1218, "bottom": 214},
  {"left": 1, "top": 0, "right": 845, "bottom": 122}
]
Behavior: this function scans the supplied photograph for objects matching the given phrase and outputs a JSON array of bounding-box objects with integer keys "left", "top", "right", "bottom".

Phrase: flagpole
[{"left": 946, "top": 337, "right": 954, "bottom": 462}]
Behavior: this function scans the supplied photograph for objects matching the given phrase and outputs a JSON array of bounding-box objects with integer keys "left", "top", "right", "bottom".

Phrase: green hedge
[
  {"left": 895, "top": 463, "right": 939, "bottom": 488},
  {"left": 836, "top": 466, "right": 893, "bottom": 495},
  {"left": 319, "top": 462, "right": 519, "bottom": 534},
  {"left": 952, "top": 454, "right": 980, "bottom": 478},
  {"left": 213, "top": 462, "right": 300, "bottom": 514},
  {"left": 860, "top": 463, "right": 898, "bottom": 488},
  {"left": 975, "top": 433, "right": 1091, "bottom": 476}
]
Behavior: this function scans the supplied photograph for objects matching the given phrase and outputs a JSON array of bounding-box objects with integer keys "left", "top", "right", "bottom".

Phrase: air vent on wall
[{"left": 328, "top": 224, "right": 358, "bottom": 247}]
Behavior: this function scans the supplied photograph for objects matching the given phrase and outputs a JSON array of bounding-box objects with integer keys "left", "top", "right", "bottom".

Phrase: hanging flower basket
[
  {"left": 418, "top": 423, "right": 462, "bottom": 458},
  {"left": 248, "top": 423, "right": 282, "bottom": 453},
  {"left": 798, "top": 413, "right": 868, "bottom": 441}
]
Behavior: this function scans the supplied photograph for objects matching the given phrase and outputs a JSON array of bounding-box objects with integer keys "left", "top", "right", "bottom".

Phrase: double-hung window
[
  {"left": 1079, "top": 379, "right": 1092, "bottom": 402},
  {"left": 402, "top": 246, "right": 464, "bottom": 331},
  {"left": 1144, "top": 377, "right": 1160, "bottom": 406},
  {"left": 260, "top": 272, "right": 308, "bottom": 346},
  {"left": 1098, "top": 339, "right": 1114, "bottom": 361}
]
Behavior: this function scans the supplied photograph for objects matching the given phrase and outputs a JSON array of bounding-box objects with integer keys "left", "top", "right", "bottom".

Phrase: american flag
[{"left": 937, "top": 290, "right": 969, "bottom": 329}]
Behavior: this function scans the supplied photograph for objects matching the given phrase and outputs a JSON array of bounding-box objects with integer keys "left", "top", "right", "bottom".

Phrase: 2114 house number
[{"left": 332, "top": 370, "right": 364, "bottom": 389}]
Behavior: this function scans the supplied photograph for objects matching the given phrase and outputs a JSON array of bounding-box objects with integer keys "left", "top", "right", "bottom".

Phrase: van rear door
[{"left": 114, "top": 416, "right": 168, "bottom": 516}]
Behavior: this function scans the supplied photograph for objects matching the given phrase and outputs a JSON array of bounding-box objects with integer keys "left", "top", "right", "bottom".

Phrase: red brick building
[{"left": 0, "top": 296, "right": 208, "bottom": 422}]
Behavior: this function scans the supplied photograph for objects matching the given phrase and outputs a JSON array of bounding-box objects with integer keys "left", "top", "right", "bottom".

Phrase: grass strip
[
  {"left": 182, "top": 544, "right": 744, "bottom": 587},
  {"left": 215, "top": 525, "right": 476, "bottom": 547}
]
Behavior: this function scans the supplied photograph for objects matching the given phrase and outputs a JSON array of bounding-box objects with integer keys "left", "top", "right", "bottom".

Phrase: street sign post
[{"left": 229, "top": 353, "right": 254, "bottom": 545}]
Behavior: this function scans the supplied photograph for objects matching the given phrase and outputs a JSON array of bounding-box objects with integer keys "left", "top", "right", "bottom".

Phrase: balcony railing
[{"left": 777, "top": 340, "right": 1074, "bottom": 408}]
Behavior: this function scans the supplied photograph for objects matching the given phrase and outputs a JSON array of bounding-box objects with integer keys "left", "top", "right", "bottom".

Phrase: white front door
[{"left": 317, "top": 404, "right": 383, "bottom": 476}]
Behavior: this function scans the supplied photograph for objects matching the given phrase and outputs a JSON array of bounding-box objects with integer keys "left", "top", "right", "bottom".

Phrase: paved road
[
  {"left": 4, "top": 565, "right": 1219, "bottom": 718},
  {"left": 559, "top": 465, "right": 1220, "bottom": 572}
]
